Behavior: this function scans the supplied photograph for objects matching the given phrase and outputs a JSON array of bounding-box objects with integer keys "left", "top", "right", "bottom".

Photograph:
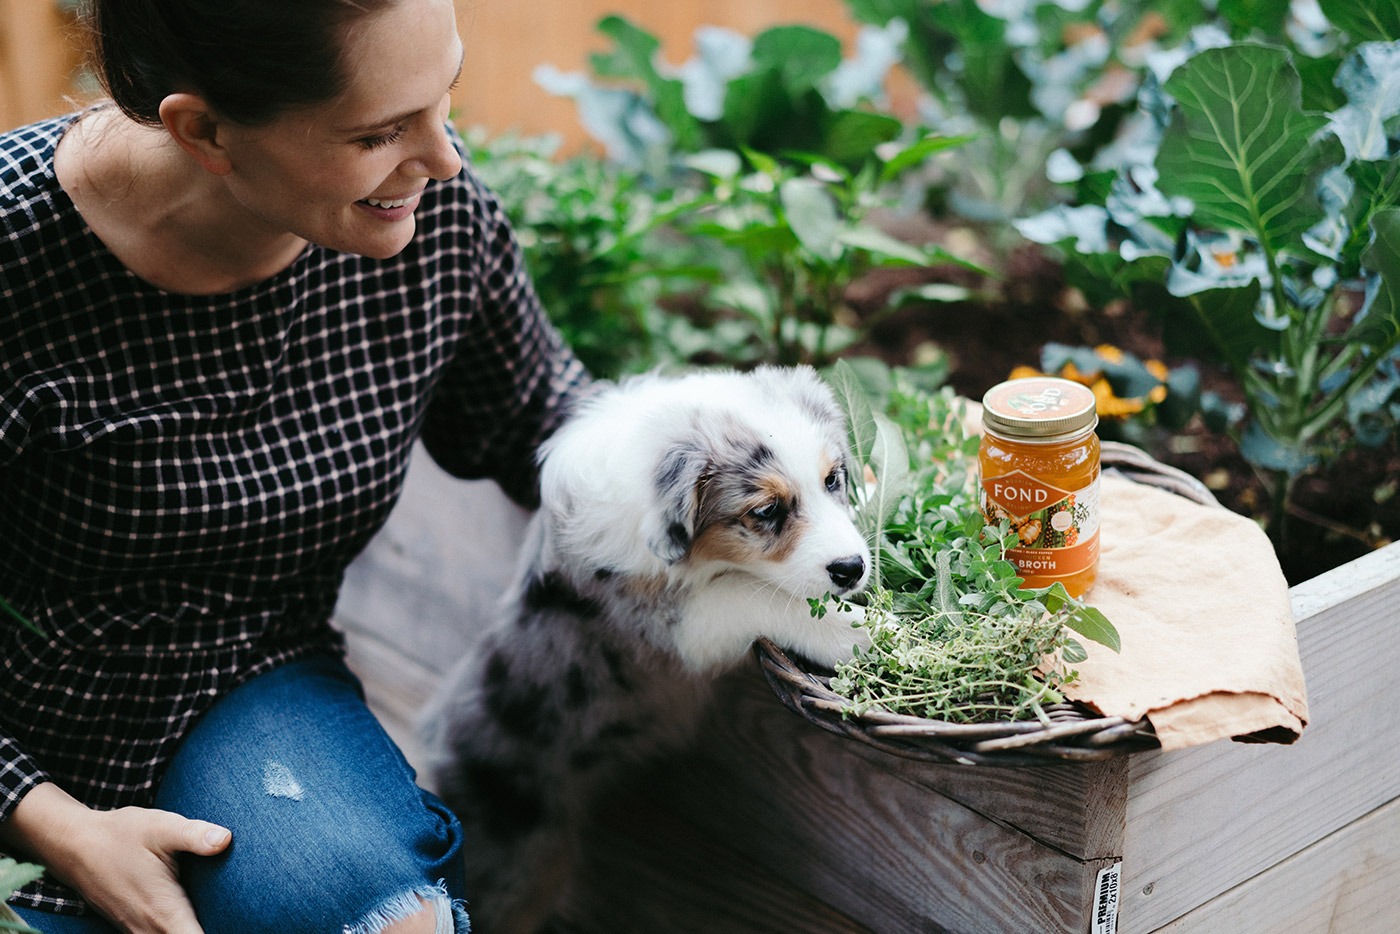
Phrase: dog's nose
[{"left": 826, "top": 555, "right": 866, "bottom": 591}]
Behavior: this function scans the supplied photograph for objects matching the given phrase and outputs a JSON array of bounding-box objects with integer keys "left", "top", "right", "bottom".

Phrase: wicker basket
[{"left": 754, "top": 442, "right": 1218, "bottom": 767}]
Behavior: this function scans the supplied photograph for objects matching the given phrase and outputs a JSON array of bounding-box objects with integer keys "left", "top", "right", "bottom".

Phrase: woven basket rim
[{"left": 753, "top": 443, "right": 1214, "bottom": 767}]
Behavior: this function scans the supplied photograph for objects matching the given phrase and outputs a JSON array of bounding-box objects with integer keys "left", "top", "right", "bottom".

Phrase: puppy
[{"left": 422, "top": 366, "right": 871, "bottom": 933}]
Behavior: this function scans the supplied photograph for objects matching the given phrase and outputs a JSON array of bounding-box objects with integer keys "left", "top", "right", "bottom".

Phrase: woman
[{"left": 0, "top": 1, "right": 588, "bottom": 932}]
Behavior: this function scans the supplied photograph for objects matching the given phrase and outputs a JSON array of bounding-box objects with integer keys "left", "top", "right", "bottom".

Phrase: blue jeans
[{"left": 12, "top": 655, "right": 469, "bottom": 934}]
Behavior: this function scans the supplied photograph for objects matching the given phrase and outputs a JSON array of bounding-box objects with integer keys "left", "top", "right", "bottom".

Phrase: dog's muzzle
[{"left": 826, "top": 555, "right": 866, "bottom": 592}]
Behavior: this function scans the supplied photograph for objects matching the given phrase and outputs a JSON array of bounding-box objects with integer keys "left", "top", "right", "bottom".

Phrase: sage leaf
[
  {"left": 829, "top": 358, "right": 878, "bottom": 462},
  {"left": 1062, "top": 639, "right": 1089, "bottom": 665},
  {"left": 863, "top": 410, "right": 911, "bottom": 534},
  {"left": 1062, "top": 605, "right": 1121, "bottom": 654}
]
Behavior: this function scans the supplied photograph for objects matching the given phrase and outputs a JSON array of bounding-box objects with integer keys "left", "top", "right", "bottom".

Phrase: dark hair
[{"left": 82, "top": 0, "right": 395, "bottom": 127}]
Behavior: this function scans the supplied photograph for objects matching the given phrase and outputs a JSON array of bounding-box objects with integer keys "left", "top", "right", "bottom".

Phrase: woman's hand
[{"left": 0, "top": 782, "right": 231, "bottom": 934}]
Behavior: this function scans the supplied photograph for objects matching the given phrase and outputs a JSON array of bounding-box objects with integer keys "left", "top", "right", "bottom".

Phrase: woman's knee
[
  {"left": 346, "top": 885, "right": 469, "bottom": 934},
  {"left": 379, "top": 900, "right": 439, "bottom": 934}
]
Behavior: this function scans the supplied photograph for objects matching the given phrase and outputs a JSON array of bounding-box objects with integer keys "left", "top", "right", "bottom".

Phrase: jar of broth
[{"left": 979, "top": 377, "right": 1101, "bottom": 597}]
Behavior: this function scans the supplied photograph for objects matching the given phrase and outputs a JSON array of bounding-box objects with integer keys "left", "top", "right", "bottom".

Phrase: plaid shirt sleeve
[
  {"left": 417, "top": 172, "right": 590, "bottom": 506},
  {"left": 0, "top": 736, "right": 49, "bottom": 822}
]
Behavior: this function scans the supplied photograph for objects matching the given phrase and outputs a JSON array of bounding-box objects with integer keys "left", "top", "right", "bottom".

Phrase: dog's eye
[
  {"left": 825, "top": 468, "right": 845, "bottom": 493},
  {"left": 749, "top": 501, "right": 779, "bottom": 520}
]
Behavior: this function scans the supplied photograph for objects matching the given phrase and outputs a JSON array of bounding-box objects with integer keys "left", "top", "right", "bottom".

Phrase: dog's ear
[{"left": 648, "top": 443, "right": 708, "bottom": 564}]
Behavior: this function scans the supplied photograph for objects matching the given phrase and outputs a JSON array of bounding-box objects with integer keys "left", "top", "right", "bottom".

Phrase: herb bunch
[{"left": 825, "top": 361, "right": 1119, "bottom": 724}]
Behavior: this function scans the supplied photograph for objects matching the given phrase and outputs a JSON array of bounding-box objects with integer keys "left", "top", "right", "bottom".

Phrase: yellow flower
[
  {"left": 1091, "top": 377, "right": 1147, "bottom": 418},
  {"left": 1093, "top": 343, "right": 1125, "bottom": 364}
]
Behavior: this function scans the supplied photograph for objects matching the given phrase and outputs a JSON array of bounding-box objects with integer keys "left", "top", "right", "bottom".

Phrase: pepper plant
[
  {"left": 522, "top": 16, "right": 986, "bottom": 370},
  {"left": 675, "top": 137, "right": 979, "bottom": 367},
  {"left": 1016, "top": 24, "right": 1400, "bottom": 544},
  {"left": 462, "top": 131, "right": 711, "bottom": 377}
]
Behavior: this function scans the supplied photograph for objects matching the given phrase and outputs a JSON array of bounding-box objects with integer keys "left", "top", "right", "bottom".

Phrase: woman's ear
[{"left": 157, "top": 93, "right": 233, "bottom": 176}]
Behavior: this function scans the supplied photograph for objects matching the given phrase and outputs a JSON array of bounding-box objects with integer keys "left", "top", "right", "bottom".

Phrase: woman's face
[{"left": 214, "top": 0, "right": 465, "bottom": 259}]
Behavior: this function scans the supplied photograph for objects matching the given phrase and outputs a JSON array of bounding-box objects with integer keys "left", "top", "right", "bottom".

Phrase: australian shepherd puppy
[{"left": 422, "top": 366, "right": 871, "bottom": 933}]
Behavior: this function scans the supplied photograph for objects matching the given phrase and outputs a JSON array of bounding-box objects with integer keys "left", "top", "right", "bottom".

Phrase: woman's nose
[
  {"left": 423, "top": 123, "right": 463, "bottom": 180},
  {"left": 408, "top": 121, "right": 462, "bottom": 181}
]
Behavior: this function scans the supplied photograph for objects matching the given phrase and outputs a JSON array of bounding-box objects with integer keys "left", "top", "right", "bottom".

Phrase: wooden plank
[
  {"left": 1150, "top": 796, "right": 1400, "bottom": 934},
  {"left": 335, "top": 448, "right": 528, "bottom": 675},
  {"left": 560, "top": 780, "right": 877, "bottom": 934},
  {"left": 1119, "top": 542, "right": 1400, "bottom": 933},
  {"left": 341, "top": 623, "right": 439, "bottom": 779},
  {"left": 837, "top": 736, "right": 1129, "bottom": 861},
  {"left": 653, "top": 663, "right": 1113, "bottom": 934}
]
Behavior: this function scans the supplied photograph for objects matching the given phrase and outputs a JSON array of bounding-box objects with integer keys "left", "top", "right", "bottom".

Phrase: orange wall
[
  {"left": 0, "top": 0, "right": 88, "bottom": 131},
  {"left": 1, "top": 0, "right": 862, "bottom": 143}
]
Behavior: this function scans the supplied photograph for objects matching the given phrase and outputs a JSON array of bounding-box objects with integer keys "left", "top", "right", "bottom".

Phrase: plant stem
[{"left": 1268, "top": 468, "right": 1296, "bottom": 552}]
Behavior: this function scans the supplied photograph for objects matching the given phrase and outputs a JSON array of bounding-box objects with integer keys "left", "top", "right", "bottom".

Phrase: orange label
[{"left": 981, "top": 474, "right": 1100, "bottom": 581}]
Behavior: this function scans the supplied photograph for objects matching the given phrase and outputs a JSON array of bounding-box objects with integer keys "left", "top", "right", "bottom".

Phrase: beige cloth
[{"left": 1066, "top": 475, "right": 1310, "bottom": 751}]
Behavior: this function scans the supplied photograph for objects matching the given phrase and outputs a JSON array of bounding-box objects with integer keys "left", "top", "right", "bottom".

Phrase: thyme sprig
[{"left": 825, "top": 361, "right": 1118, "bottom": 724}]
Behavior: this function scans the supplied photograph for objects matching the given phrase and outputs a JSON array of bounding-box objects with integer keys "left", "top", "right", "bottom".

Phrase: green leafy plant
[
  {"left": 462, "top": 131, "right": 709, "bottom": 378},
  {"left": 841, "top": 0, "right": 1226, "bottom": 221},
  {"left": 676, "top": 137, "right": 979, "bottom": 367},
  {"left": 822, "top": 360, "right": 1118, "bottom": 723},
  {"left": 535, "top": 16, "right": 907, "bottom": 171},
  {"left": 0, "top": 859, "right": 44, "bottom": 933},
  {"left": 467, "top": 126, "right": 979, "bottom": 371},
  {"left": 1017, "top": 31, "right": 1400, "bottom": 544},
  {"left": 510, "top": 17, "right": 994, "bottom": 370}
]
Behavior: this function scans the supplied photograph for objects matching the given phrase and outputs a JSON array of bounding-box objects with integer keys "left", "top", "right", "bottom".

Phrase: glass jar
[{"left": 978, "top": 376, "right": 1101, "bottom": 598}]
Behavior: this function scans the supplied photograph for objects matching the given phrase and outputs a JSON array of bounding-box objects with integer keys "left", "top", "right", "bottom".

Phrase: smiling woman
[
  {"left": 58, "top": 0, "right": 468, "bottom": 292},
  {"left": 0, "top": 1, "right": 589, "bottom": 932}
]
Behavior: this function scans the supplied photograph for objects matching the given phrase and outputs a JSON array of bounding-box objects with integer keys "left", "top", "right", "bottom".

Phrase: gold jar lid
[{"left": 981, "top": 377, "right": 1098, "bottom": 440}]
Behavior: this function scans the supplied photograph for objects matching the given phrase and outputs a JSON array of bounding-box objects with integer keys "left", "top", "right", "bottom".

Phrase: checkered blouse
[{"left": 0, "top": 114, "right": 588, "bottom": 913}]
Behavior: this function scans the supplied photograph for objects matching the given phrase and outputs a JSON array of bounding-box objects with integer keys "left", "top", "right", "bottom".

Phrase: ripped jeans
[{"left": 12, "top": 654, "right": 470, "bottom": 934}]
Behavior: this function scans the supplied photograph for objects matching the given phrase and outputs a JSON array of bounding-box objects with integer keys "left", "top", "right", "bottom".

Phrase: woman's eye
[{"left": 358, "top": 126, "right": 405, "bottom": 150}]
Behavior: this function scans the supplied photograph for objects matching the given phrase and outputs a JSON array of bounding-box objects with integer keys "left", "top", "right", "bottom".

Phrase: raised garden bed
[{"left": 335, "top": 455, "right": 1400, "bottom": 934}]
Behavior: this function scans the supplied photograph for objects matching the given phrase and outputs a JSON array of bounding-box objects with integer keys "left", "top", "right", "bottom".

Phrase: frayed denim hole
[{"left": 342, "top": 880, "right": 470, "bottom": 934}]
